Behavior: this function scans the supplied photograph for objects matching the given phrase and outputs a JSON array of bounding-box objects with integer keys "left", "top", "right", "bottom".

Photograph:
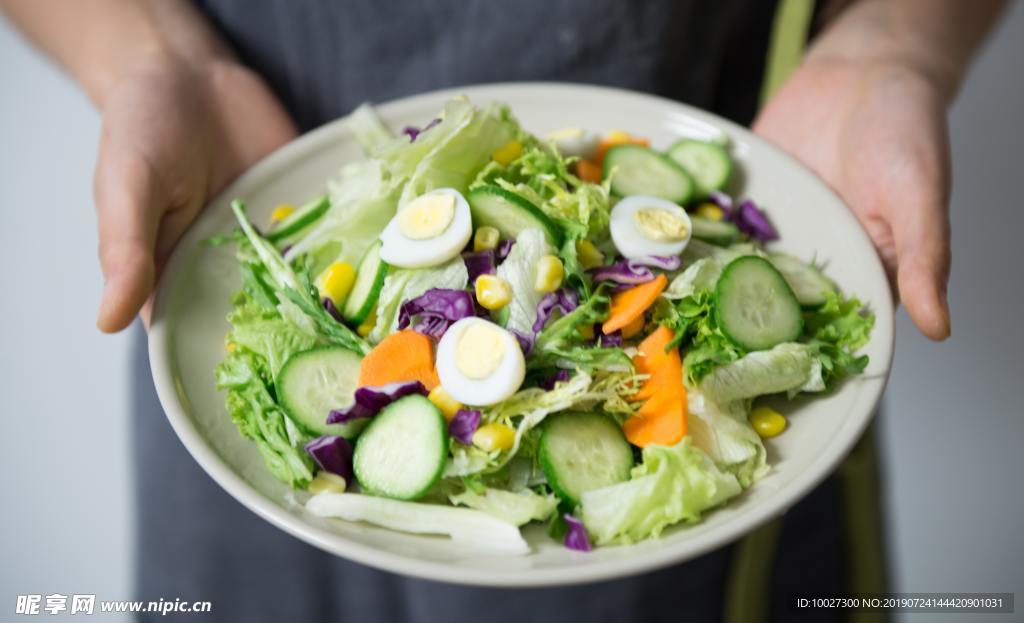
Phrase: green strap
[{"left": 759, "top": 0, "right": 816, "bottom": 104}]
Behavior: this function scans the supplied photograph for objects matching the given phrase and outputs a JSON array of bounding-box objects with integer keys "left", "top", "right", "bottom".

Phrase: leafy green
[
  {"left": 653, "top": 291, "right": 744, "bottom": 383},
  {"left": 529, "top": 288, "right": 632, "bottom": 373},
  {"left": 495, "top": 228, "right": 555, "bottom": 337},
  {"left": 368, "top": 256, "right": 468, "bottom": 344},
  {"left": 698, "top": 342, "right": 824, "bottom": 405},
  {"left": 581, "top": 438, "right": 742, "bottom": 545},
  {"left": 686, "top": 388, "right": 769, "bottom": 487},
  {"left": 448, "top": 486, "right": 558, "bottom": 526},
  {"left": 226, "top": 297, "right": 318, "bottom": 382},
  {"left": 802, "top": 292, "right": 875, "bottom": 385}
]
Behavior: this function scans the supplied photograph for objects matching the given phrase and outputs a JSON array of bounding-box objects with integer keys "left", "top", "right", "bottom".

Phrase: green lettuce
[
  {"left": 448, "top": 486, "right": 558, "bottom": 526},
  {"left": 368, "top": 256, "right": 468, "bottom": 344},
  {"left": 804, "top": 292, "right": 875, "bottom": 385},
  {"left": 495, "top": 228, "right": 554, "bottom": 337},
  {"left": 226, "top": 297, "right": 318, "bottom": 381},
  {"left": 686, "top": 387, "right": 769, "bottom": 487},
  {"left": 698, "top": 342, "right": 825, "bottom": 405},
  {"left": 581, "top": 438, "right": 742, "bottom": 545}
]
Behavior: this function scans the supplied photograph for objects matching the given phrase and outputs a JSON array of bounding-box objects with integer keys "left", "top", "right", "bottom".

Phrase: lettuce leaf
[
  {"left": 803, "top": 292, "right": 874, "bottom": 384},
  {"left": 496, "top": 228, "right": 554, "bottom": 337},
  {"left": 686, "top": 387, "right": 769, "bottom": 487},
  {"left": 368, "top": 256, "right": 468, "bottom": 344},
  {"left": 226, "top": 297, "right": 318, "bottom": 382},
  {"left": 448, "top": 487, "right": 558, "bottom": 526},
  {"left": 581, "top": 438, "right": 741, "bottom": 545},
  {"left": 699, "top": 342, "right": 824, "bottom": 405}
]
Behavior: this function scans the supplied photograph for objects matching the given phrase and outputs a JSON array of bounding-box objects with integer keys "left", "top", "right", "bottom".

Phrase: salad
[{"left": 214, "top": 97, "right": 874, "bottom": 554}]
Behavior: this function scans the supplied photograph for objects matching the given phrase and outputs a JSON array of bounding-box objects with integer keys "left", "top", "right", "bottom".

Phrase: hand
[
  {"left": 93, "top": 52, "right": 296, "bottom": 332},
  {"left": 754, "top": 59, "right": 952, "bottom": 340}
]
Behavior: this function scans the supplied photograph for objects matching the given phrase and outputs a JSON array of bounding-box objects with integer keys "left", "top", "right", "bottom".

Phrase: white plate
[{"left": 149, "top": 83, "right": 894, "bottom": 587}]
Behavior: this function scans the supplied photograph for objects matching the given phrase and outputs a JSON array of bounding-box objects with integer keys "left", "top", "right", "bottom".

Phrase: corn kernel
[
  {"left": 575, "top": 239, "right": 605, "bottom": 269},
  {"left": 578, "top": 323, "right": 595, "bottom": 341},
  {"left": 356, "top": 305, "right": 377, "bottom": 337},
  {"left": 428, "top": 386, "right": 464, "bottom": 422},
  {"left": 473, "top": 422, "right": 515, "bottom": 452},
  {"left": 475, "top": 274, "right": 513, "bottom": 310},
  {"left": 318, "top": 261, "right": 356, "bottom": 305},
  {"left": 695, "top": 202, "right": 725, "bottom": 221},
  {"left": 473, "top": 226, "right": 500, "bottom": 252},
  {"left": 491, "top": 140, "right": 523, "bottom": 166},
  {"left": 749, "top": 406, "right": 787, "bottom": 438},
  {"left": 604, "top": 129, "right": 631, "bottom": 143},
  {"left": 271, "top": 204, "right": 296, "bottom": 222},
  {"left": 534, "top": 255, "right": 564, "bottom": 293},
  {"left": 621, "top": 314, "right": 646, "bottom": 339},
  {"left": 307, "top": 471, "right": 347, "bottom": 494}
]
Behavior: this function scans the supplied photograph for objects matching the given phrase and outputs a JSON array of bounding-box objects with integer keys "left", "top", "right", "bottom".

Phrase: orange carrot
[
  {"left": 602, "top": 274, "right": 668, "bottom": 334},
  {"left": 621, "top": 313, "right": 646, "bottom": 339},
  {"left": 623, "top": 326, "right": 687, "bottom": 447},
  {"left": 358, "top": 330, "right": 440, "bottom": 390},
  {"left": 575, "top": 159, "right": 603, "bottom": 183}
]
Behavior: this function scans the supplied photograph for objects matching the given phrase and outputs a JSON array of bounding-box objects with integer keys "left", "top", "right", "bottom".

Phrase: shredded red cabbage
[
  {"left": 496, "top": 239, "right": 516, "bottom": 260},
  {"left": 402, "top": 117, "right": 440, "bottom": 142},
  {"left": 707, "top": 190, "right": 734, "bottom": 213},
  {"left": 563, "top": 514, "right": 592, "bottom": 552},
  {"left": 462, "top": 250, "right": 497, "bottom": 284},
  {"left": 303, "top": 435, "right": 354, "bottom": 484},
  {"left": 538, "top": 369, "right": 571, "bottom": 390},
  {"left": 588, "top": 255, "right": 681, "bottom": 285},
  {"left": 729, "top": 199, "right": 778, "bottom": 241},
  {"left": 398, "top": 288, "right": 477, "bottom": 339},
  {"left": 322, "top": 297, "right": 344, "bottom": 323},
  {"left": 532, "top": 288, "right": 580, "bottom": 333},
  {"left": 326, "top": 381, "right": 427, "bottom": 424},
  {"left": 448, "top": 409, "right": 481, "bottom": 445},
  {"left": 511, "top": 329, "right": 535, "bottom": 356},
  {"left": 599, "top": 331, "right": 623, "bottom": 347}
]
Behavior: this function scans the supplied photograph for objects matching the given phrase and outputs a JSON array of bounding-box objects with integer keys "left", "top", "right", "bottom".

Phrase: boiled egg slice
[
  {"left": 436, "top": 317, "right": 526, "bottom": 407},
  {"left": 379, "top": 188, "right": 472, "bottom": 268},
  {"left": 609, "top": 195, "right": 692, "bottom": 259},
  {"left": 545, "top": 127, "right": 600, "bottom": 160}
]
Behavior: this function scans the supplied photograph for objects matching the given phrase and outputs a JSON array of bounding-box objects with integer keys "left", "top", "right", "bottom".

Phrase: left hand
[{"left": 754, "top": 58, "right": 952, "bottom": 340}]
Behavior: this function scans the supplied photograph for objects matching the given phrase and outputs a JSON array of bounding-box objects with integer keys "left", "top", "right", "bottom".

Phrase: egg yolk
[
  {"left": 633, "top": 207, "right": 688, "bottom": 242},
  {"left": 398, "top": 194, "right": 456, "bottom": 240},
  {"left": 455, "top": 323, "right": 506, "bottom": 380}
]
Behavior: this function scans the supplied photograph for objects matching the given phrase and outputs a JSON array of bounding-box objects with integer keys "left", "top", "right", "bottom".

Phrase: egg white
[
  {"left": 436, "top": 317, "right": 526, "bottom": 407},
  {"left": 609, "top": 195, "right": 693, "bottom": 259},
  {"left": 379, "top": 188, "right": 472, "bottom": 268}
]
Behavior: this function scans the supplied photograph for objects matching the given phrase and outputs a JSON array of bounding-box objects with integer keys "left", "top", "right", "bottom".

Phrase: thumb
[{"left": 892, "top": 198, "right": 952, "bottom": 341}]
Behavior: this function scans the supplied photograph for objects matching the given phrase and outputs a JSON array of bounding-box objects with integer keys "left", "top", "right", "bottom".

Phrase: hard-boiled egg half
[
  {"left": 609, "top": 195, "right": 692, "bottom": 259},
  {"left": 379, "top": 188, "right": 472, "bottom": 268},
  {"left": 545, "top": 127, "right": 600, "bottom": 160},
  {"left": 436, "top": 317, "right": 526, "bottom": 407}
]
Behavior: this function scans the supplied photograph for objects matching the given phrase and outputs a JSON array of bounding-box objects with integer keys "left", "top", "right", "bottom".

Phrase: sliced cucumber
[
  {"left": 353, "top": 395, "right": 447, "bottom": 500},
  {"left": 767, "top": 253, "right": 837, "bottom": 308},
  {"left": 466, "top": 185, "right": 563, "bottom": 248},
  {"left": 714, "top": 256, "right": 803, "bottom": 351},
  {"left": 266, "top": 196, "right": 330, "bottom": 243},
  {"left": 341, "top": 240, "right": 388, "bottom": 326},
  {"left": 603, "top": 144, "right": 694, "bottom": 204},
  {"left": 278, "top": 346, "right": 364, "bottom": 438},
  {"left": 690, "top": 215, "right": 741, "bottom": 246},
  {"left": 538, "top": 412, "right": 633, "bottom": 507},
  {"left": 666, "top": 140, "right": 732, "bottom": 198}
]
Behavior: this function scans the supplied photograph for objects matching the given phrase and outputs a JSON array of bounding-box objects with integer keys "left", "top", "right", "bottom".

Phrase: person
[{"left": 0, "top": 0, "right": 1006, "bottom": 621}]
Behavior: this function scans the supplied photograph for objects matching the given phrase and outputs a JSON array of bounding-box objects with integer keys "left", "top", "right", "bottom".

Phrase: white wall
[{"left": 1, "top": 4, "right": 1022, "bottom": 622}]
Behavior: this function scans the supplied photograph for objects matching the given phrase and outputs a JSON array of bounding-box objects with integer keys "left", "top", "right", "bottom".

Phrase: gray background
[{"left": 1, "top": 4, "right": 1021, "bottom": 621}]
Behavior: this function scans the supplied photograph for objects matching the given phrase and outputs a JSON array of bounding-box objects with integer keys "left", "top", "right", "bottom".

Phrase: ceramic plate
[{"left": 149, "top": 83, "right": 894, "bottom": 587}]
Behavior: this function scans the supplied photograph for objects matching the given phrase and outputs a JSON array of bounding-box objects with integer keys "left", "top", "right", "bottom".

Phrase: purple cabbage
[
  {"left": 538, "top": 369, "right": 570, "bottom": 390},
  {"left": 511, "top": 329, "right": 535, "bottom": 356},
  {"left": 462, "top": 250, "right": 497, "bottom": 284},
  {"left": 599, "top": 331, "right": 623, "bottom": 348},
  {"left": 322, "top": 297, "right": 344, "bottom": 323},
  {"left": 563, "top": 514, "right": 592, "bottom": 552},
  {"left": 729, "top": 199, "right": 778, "bottom": 242},
  {"left": 402, "top": 117, "right": 440, "bottom": 142},
  {"left": 532, "top": 288, "right": 580, "bottom": 333},
  {"left": 398, "top": 288, "right": 477, "bottom": 339},
  {"left": 707, "top": 190, "right": 734, "bottom": 213},
  {"left": 304, "top": 435, "right": 354, "bottom": 484},
  {"left": 448, "top": 409, "right": 481, "bottom": 445},
  {"left": 326, "top": 381, "right": 427, "bottom": 424},
  {"left": 496, "top": 239, "right": 516, "bottom": 260},
  {"left": 588, "top": 255, "right": 682, "bottom": 285}
]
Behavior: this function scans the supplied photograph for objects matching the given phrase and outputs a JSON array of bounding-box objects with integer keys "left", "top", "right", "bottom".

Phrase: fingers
[
  {"left": 892, "top": 198, "right": 952, "bottom": 341},
  {"left": 93, "top": 130, "right": 160, "bottom": 333}
]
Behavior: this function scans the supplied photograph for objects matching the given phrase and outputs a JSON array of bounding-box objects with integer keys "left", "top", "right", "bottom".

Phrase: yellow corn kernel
[
  {"left": 575, "top": 239, "right": 605, "bottom": 269},
  {"left": 225, "top": 342, "right": 237, "bottom": 353},
  {"left": 428, "top": 386, "right": 464, "bottom": 422},
  {"left": 473, "top": 422, "right": 515, "bottom": 452},
  {"left": 307, "top": 471, "right": 347, "bottom": 494},
  {"left": 534, "top": 255, "right": 564, "bottom": 293},
  {"left": 356, "top": 305, "right": 377, "bottom": 337},
  {"left": 621, "top": 314, "right": 646, "bottom": 339},
  {"left": 578, "top": 323, "right": 595, "bottom": 341},
  {"left": 271, "top": 204, "right": 296, "bottom": 222},
  {"left": 318, "top": 261, "right": 356, "bottom": 305},
  {"left": 491, "top": 140, "right": 523, "bottom": 166},
  {"left": 473, "top": 226, "right": 500, "bottom": 252},
  {"left": 604, "top": 129, "right": 631, "bottom": 143},
  {"left": 475, "top": 274, "right": 513, "bottom": 310},
  {"left": 749, "top": 406, "right": 787, "bottom": 439},
  {"left": 695, "top": 202, "right": 725, "bottom": 221}
]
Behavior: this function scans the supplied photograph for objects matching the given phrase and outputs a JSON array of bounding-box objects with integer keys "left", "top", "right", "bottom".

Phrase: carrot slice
[
  {"left": 623, "top": 325, "right": 687, "bottom": 447},
  {"left": 576, "top": 159, "right": 603, "bottom": 183},
  {"left": 357, "top": 330, "right": 440, "bottom": 390},
  {"left": 602, "top": 274, "right": 668, "bottom": 334}
]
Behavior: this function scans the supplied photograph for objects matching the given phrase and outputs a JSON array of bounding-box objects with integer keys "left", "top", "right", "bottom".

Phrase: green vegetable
[
  {"left": 698, "top": 342, "right": 825, "bottom": 405},
  {"left": 495, "top": 228, "right": 555, "bottom": 337},
  {"left": 368, "top": 256, "right": 468, "bottom": 344},
  {"left": 448, "top": 486, "right": 558, "bottom": 526},
  {"left": 226, "top": 298, "right": 318, "bottom": 382},
  {"left": 803, "top": 291, "right": 875, "bottom": 385},
  {"left": 686, "top": 388, "right": 768, "bottom": 488}
]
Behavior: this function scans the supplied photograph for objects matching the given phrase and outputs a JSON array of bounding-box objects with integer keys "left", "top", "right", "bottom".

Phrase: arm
[
  {"left": 754, "top": 0, "right": 1007, "bottom": 340},
  {"left": 1, "top": 0, "right": 296, "bottom": 331}
]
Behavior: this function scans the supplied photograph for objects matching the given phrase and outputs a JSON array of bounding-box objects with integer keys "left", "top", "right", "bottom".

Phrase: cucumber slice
[
  {"left": 690, "top": 215, "right": 741, "bottom": 246},
  {"left": 666, "top": 140, "right": 732, "bottom": 198},
  {"left": 714, "top": 256, "right": 803, "bottom": 351},
  {"left": 603, "top": 144, "right": 694, "bottom": 204},
  {"left": 539, "top": 412, "right": 633, "bottom": 507},
  {"left": 767, "top": 253, "right": 837, "bottom": 308},
  {"left": 353, "top": 395, "right": 447, "bottom": 500},
  {"left": 341, "top": 240, "right": 388, "bottom": 326},
  {"left": 466, "top": 186, "right": 563, "bottom": 248},
  {"left": 278, "top": 346, "right": 364, "bottom": 438},
  {"left": 266, "top": 196, "right": 330, "bottom": 243}
]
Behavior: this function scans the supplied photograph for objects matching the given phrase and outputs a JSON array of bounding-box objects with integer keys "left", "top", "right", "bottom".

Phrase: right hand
[{"left": 93, "top": 52, "right": 296, "bottom": 332}]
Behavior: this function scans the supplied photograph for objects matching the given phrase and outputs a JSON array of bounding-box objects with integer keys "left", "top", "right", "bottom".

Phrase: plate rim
[{"left": 149, "top": 81, "right": 895, "bottom": 587}]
